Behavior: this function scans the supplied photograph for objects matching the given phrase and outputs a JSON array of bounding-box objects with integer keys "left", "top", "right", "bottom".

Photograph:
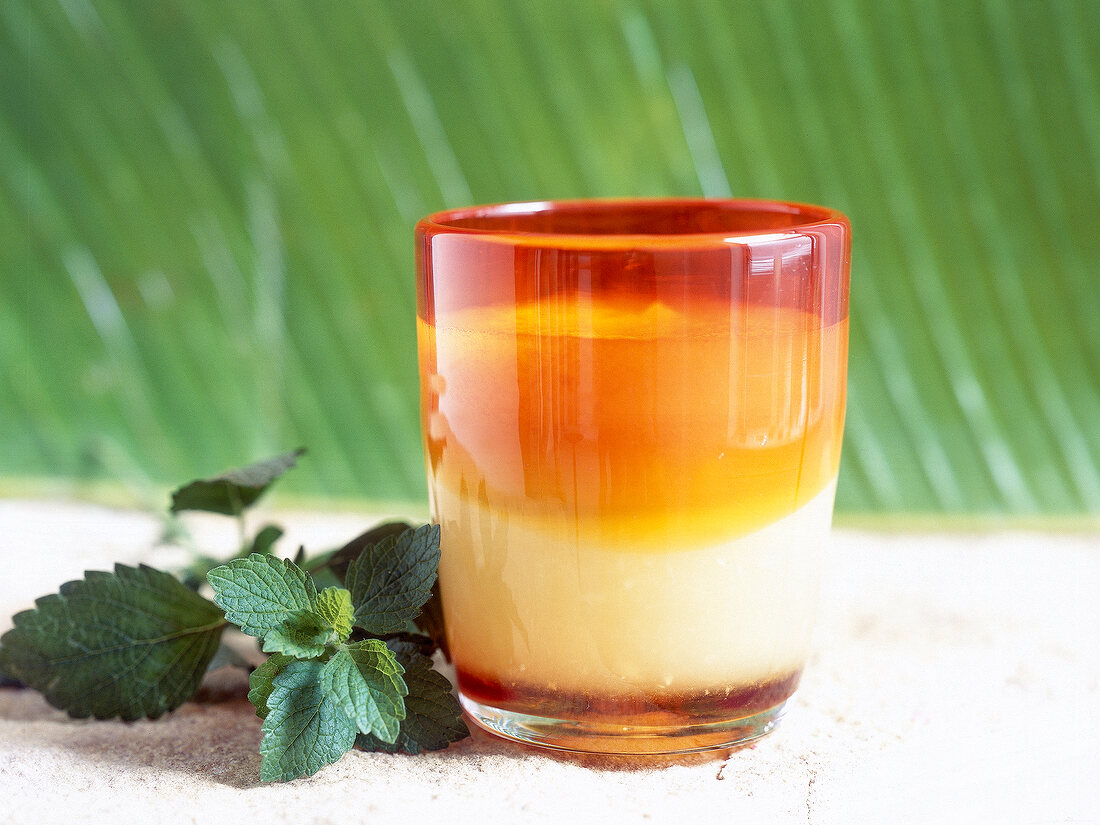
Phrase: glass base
[{"left": 460, "top": 693, "right": 790, "bottom": 755}]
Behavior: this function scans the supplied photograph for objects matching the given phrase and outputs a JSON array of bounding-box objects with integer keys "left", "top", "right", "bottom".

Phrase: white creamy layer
[{"left": 437, "top": 480, "right": 836, "bottom": 696}]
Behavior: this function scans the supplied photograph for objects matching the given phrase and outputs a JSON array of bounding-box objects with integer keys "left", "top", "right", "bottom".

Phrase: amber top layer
[{"left": 417, "top": 199, "right": 849, "bottom": 549}]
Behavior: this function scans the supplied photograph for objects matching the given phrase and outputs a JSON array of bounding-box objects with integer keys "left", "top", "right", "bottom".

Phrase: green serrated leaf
[
  {"left": 321, "top": 641, "right": 407, "bottom": 743},
  {"left": 170, "top": 449, "right": 305, "bottom": 515},
  {"left": 346, "top": 524, "right": 441, "bottom": 635},
  {"left": 262, "top": 610, "right": 333, "bottom": 658},
  {"left": 249, "top": 653, "right": 293, "bottom": 719},
  {"left": 317, "top": 521, "right": 413, "bottom": 584},
  {"left": 0, "top": 564, "right": 226, "bottom": 720},
  {"left": 207, "top": 554, "right": 317, "bottom": 638},
  {"left": 260, "top": 658, "right": 357, "bottom": 782},
  {"left": 357, "top": 644, "right": 468, "bottom": 754},
  {"left": 315, "top": 588, "right": 354, "bottom": 643}
]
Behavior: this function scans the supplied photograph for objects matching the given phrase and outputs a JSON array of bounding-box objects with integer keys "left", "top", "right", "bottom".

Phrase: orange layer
[{"left": 420, "top": 296, "right": 847, "bottom": 549}]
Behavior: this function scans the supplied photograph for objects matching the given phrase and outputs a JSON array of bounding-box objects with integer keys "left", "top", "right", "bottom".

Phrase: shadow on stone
[{"left": 63, "top": 698, "right": 264, "bottom": 789}]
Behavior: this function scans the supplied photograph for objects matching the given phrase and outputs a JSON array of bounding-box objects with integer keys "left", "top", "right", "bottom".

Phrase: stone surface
[{"left": 0, "top": 499, "right": 1097, "bottom": 824}]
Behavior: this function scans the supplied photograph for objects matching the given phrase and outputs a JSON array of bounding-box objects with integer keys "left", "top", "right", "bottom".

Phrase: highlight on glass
[{"left": 416, "top": 198, "right": 850, "bottom": 754}]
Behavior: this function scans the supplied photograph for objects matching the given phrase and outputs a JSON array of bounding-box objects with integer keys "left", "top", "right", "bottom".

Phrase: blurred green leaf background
[{"left": 2, "top": 0, "right": 1098, "bottom": 519}]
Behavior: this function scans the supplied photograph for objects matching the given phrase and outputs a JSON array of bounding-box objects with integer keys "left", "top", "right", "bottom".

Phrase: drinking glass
[{"left": 416, "top": 199, "right": 849, "bottom": 753}]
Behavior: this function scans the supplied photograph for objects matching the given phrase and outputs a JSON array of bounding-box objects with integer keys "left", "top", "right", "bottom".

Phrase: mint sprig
[
  {"left": 208, "top": 525, "right": 463, "bottom": 781},
  {"left": 0, "top": 451, "right": 468, "bottom": 784},
  {"left": 208, "top": 552, "right": 416, "bottom": 781}
]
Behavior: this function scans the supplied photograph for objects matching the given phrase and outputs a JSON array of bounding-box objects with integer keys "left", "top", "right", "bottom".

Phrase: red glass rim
[{"left": 418, "top": 197, "right": 847, "bottom": 246}]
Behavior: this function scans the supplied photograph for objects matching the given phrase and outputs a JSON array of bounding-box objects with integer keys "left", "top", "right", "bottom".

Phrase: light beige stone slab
[{"left": 0, "top": 500, "right": 1096, "bottom": 824}]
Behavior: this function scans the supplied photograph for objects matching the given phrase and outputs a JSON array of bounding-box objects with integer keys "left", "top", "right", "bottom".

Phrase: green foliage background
[{"left": 2, "top": 0, "right": 1098, "bottom": 517}]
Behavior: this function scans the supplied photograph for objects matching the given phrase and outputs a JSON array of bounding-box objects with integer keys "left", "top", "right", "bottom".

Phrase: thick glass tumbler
[{"left": 416, "top": 199, "right": 849, "bottom": 754}]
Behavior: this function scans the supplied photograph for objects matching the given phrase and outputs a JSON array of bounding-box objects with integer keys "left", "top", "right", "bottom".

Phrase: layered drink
[{"left": 416, "top": 199, "right": 849, "bottom": 752}]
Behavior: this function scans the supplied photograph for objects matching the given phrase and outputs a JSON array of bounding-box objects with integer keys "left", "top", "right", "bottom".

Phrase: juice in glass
[{"left": 416, "top": 199, "right": 849, "bottom": 753}]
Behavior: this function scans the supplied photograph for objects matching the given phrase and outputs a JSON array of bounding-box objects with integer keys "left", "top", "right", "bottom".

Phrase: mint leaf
[
  {"left": 315, "top": 587, "right": 354, "bottom": 642},
  {"left": 208, "top": 554, "right": 317, "bottom": 638},
  {"left": 262, "top": 610, "right": 333, "bottom": 658},
  {"left": 346, "top": 524, "right": 441, "bottom": 635},
  {"left": 316, "top": 521, "right": 413, "bottom": 583},
  {"left": 356, "top": 641, "right": 468, "bottom": 754},
  {"left": 260, "top": 658, "right": 357, "bottom": 782},
  {"left": 248, "top": 652, "right": 292, "bottom": 719},
  {"left": 249, "top": 652, "right": 291, "bottom": 719},
  {"left": 321, "top": 641, "right": 407, "bottom": 743},
  {"left": 171, "top": 449, "right": 305, "bottom": 515},
  {"left": 0, "top": 564, "right": 225, "bottom": 720}
]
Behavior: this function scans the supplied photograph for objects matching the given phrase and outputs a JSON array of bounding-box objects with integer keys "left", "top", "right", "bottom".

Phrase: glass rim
[{"left": 418, "top": 197, "right": 848, "bottom": 249}]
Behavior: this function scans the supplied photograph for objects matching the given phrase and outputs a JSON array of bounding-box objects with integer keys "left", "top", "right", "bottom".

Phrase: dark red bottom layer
[{"left": 456, "top": 667, "right": 802, "bottom": 727}]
